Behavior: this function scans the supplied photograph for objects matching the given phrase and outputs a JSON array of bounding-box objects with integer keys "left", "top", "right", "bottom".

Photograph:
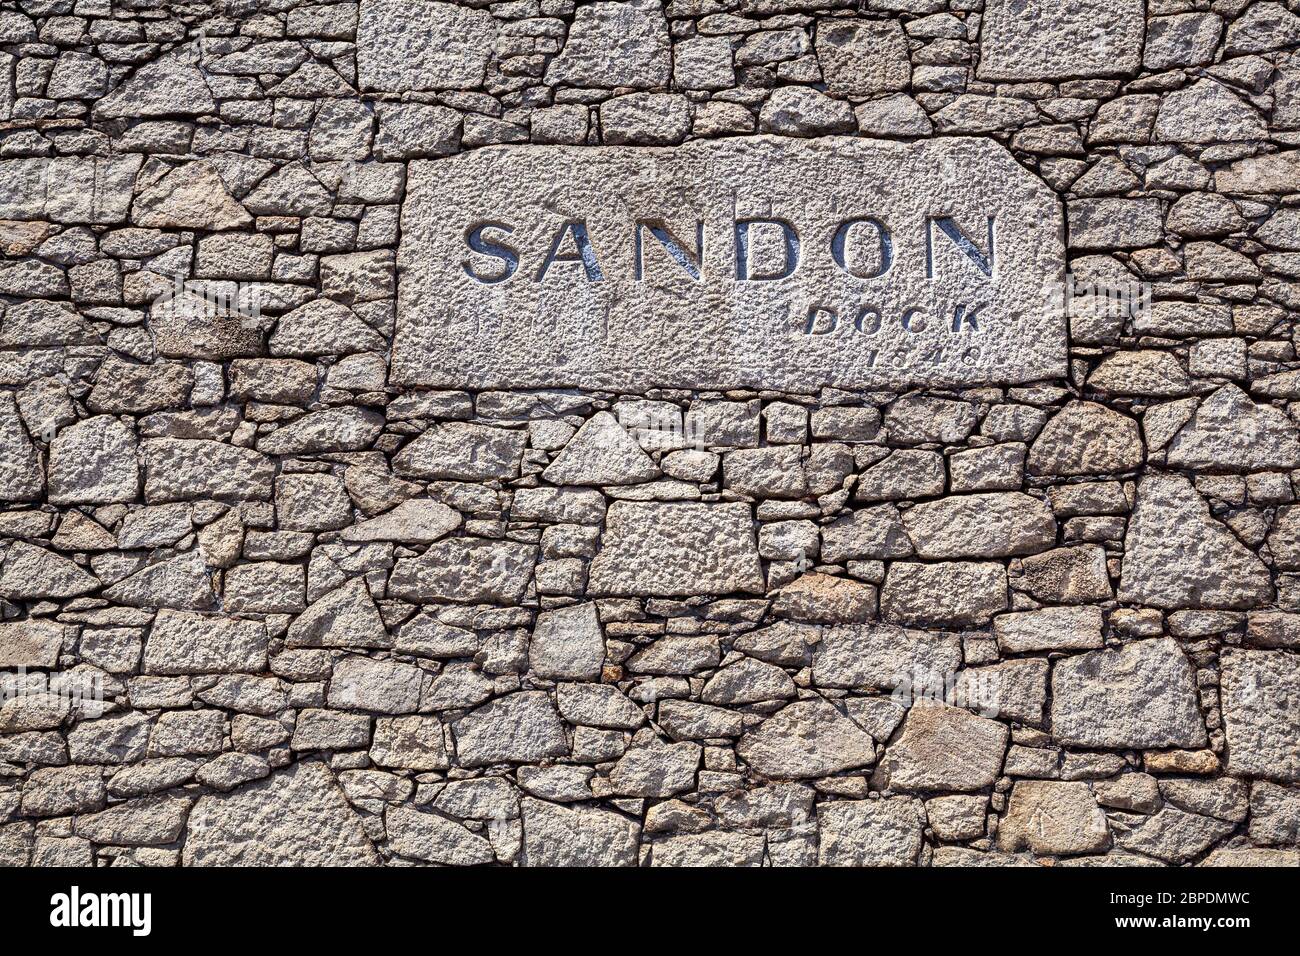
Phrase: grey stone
[
  {"left": 340, "top": 499, "right": 461, "bottom": 544},
  {"left": 978, "top": 0, "right": 1145, "bottom": 81},
  {"left": 1050, "top": 638, "right": 1207, "bottom": 749},
  {"left": 48, "top": 416, "right": 139, "bottom": 505},
  {"left": 1221, "top": 650, "right": 1300, "bottom": 782},
  {"left": 0, "top": 542, "right": 98, "bottom": 600},
  {"left": 0, "top": 156, "right": 142, "bottom": 225},
  {"left": 96, "top": 52, "right": 215, "bottom": 118},
  {"left": 812, "top": 624, "right": 961, "bottom": 691},
  {"left": 737, "top": 697, "right": 875, "bottom": 779},
  {"left": 393, "top": 422, "right": 528, "bottom": 481},
  {"left": 545, "top": 0, "right": 670, "bottom": 90},
  {"left": 143, "top": 439, "right": 274, "bottom": 503},
  {"left": 452, "top": 692, "right": 569, "bottom": 767},
  {"left": 0, "top": 392, "right": 41, "bottom": 501},
  {"left": 519, "top": 798, "right": 640, "bottom": 867},
  {"left": 589, "top": 502, "right": 763, "bottom": 596},
  {"left": 542, "top": 412, "right": 659, "bottom": 485},
  {"left": 881, "top": 561, "right": 1007, "bottom": 628},
  {"left": 286, "top": 578, "right": 390, "bottom": 649},
  {"left": 184, "top": 761, "right": 378, "bottom": 865},
  {"left": 902, "top": 492, "right": 1056, "bottom": 559},
  {"left": 817, "top": 798, "right": 925, "bottom": 866},
  {"left": 389, "top": 538, "right": 537, "bottom": 603},
  {"left": 1028, "top": 401, "right": 1144, "bottom": 475},
  {"left": 997, "top": 781, "right": 1110, "bottom": 856},
  {"left": 529, "top": 601, "right": 605, "bottom": 680},
  {"left": 144, "top": 610, "right": 267, "bottom": 675},
  {"left": 815, "top": 19, "right": 910, "bottom": 97},
  {"left": 356, "top": 0, "right": 495, "bottom": 92},
  {"left": 873, "top": 704, "right": 1008, "bottom": 793},
  {"left": 392, "top": 137, "right": 1066, "bottom": 391},
  {"left": 387, "top": 806, "right": 494, "bottom": 865},
  {"left": 1119, "top": 473, "right": 1272, "bottom": 610},
  {"left": 1166, "top": 386, "right": 1300, "bottom": 473}
]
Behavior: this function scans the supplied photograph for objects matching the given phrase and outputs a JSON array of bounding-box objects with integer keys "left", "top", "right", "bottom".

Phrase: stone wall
[{"left": 1, "top": 0, "right": 1299, "bottom": 867}]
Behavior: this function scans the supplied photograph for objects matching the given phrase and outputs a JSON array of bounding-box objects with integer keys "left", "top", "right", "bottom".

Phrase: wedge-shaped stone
[
  {"left": 1114, "top": 806, "right": 1235, "bottom": 864},
  {"left": 389, "top": 538, "right": 537, "bottom": 604},
  {"left": 392, "top": 137, "right": 1066, "bottom": 391},
  {"left": 0, "top": 392, "right": 42, "bottom": 501},
  {"left": 0, "top": 298, "right": 99, "bottom": 348},
  {"left": 256, "top": 407, "right": 384, "bottom": 455},
  {"left": 650, "top": 831, "right": 766, "bottom": 867},
  {"left": 184, "top": 761, "right": 378, "bottom": 865},
  {"left": 102, "top": 550, "right": 215, "bottom": 611},
  {"left": 873, "top": 704, "right": 1008, "bottom": 793},
  {"left": 1166, "top": 385, "right": 1300, "bottom": 472},
  {"left": 96, "top": 52, "right": 215, "bottom": 118},
  {"left": 1119, "top": 473, "right": 1272, "bottom": 609},
  {"left": 589, "top": 501, "right": 763, "bottom": 596},
  {"left": 542, "top": 411, "right": 659, "bottom": 486},
  {"left": 609, "top": 739, "right": 700, "bottom": 797},
  {"left": 144, "top": 610, "right": 267, "bottom": 675},
  {"left": 286, "top": 578, "right": 390, "bottom": 649},
  {"left": 392, "top": 422, "right": 527, "bottom": 481},
  {"left": 269, "top": 298, "right": 385, "bottom": 356},
  {"left": 737, "top": 697, "right": 875, "bottom": 779},
  {"left": 132, "top": 161, "right": 251, "bottom": 231},
  {"left": 452, "top": 692, "right": 569, "bottom": 767},
  {"left": 903, "top": 492, "right": 1056, "bottom": 559},
  {"left": 0, "top": 542, "right": 98, "bottom": 600},
  {"left": 386, "top": 806, "right": 494, "bottom": 866},
  {"left": 1051, "top": 638, "right": 1207, "bottom": 749},
  {"left": 556, "top": 682, "right": 644, "bottom": 730},
  {"left": 339, "top": 499, "right": 460, "bottom": 544}
]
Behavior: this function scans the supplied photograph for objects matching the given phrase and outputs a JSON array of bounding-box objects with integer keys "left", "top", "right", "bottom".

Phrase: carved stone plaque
[{"left": 393, "top": 135, "right": 1067, "bottom": 390}]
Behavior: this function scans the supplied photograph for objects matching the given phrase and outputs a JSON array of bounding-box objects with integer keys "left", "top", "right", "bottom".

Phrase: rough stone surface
[
  {"left": 1119, "top": 473, "right": 1273, "bottom": 609},
  {"left": 1051, "top": 639, "right": 1208, "bottom": 749},
  {"left": 589, "top": 502, "right": 763, "bottom": 596},
  {"left": 1, "top": 0, "right": 1296, "bottom": 871},
  {"left": 393, "top": 137, "right": 1067, "bottom": 391},
  {"left": 183, "top": 762, "right": 378, "bottom": 865}
]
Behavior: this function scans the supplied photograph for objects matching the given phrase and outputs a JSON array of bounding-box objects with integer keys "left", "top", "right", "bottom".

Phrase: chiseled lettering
[
  {"left": 832, "top": 217, "right": 893, "bottom": 279},
  {"left": 926, "top": 216, "right": 995, "bottom": 278},
  {"left": 462, "top": 221, "right": 519, "bottom": 284},
  {"left": 635, "top": 220, "right": 703, "bottom": 280},
  {"left": 536, "top": 220, "right": 604, "bottom": 282},
  {"left": 734, "top": 218, "right": 800, "bottom": 281}
]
